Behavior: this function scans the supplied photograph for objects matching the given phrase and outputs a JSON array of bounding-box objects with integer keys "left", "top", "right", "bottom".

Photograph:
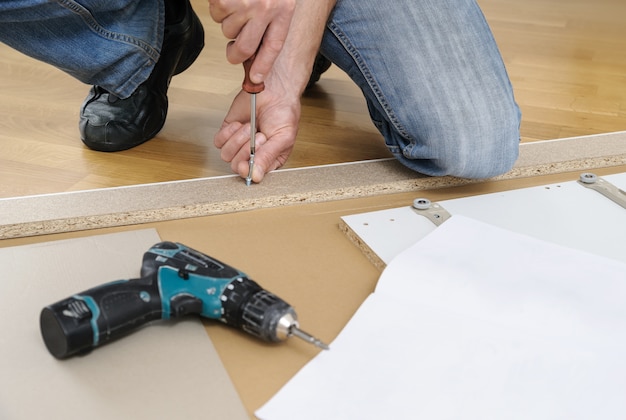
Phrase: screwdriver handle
[{"left": 242, "top": 52, "right": 265, "bottom": 94}]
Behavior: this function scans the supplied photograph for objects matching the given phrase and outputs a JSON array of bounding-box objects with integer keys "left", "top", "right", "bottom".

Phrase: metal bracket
[
  {"left": 578, "top": 173, "right": 626, "bottom": 210},
  {"left": 411, "top": 198, "right": 452, "bottom": 226}
]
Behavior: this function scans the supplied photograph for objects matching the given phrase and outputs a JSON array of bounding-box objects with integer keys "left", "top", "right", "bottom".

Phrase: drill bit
[
  {"left": 290, "top": 325, "right": 330, "bottom": 350},
  {"left": 242, "top": 53, "right": 265, "bottom": 186}
]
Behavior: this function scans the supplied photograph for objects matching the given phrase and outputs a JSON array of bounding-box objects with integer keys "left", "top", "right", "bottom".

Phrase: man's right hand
[
  {"left": 213, "top": 68, "right": 301, "bottom": 183},
  {"left": 208, "top": 0, "right": 296, "bottom": 84}
]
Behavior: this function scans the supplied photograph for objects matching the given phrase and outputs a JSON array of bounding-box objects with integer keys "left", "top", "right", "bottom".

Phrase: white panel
[{"left": 342, "top": 173, "right": 626, "bottom": 265}]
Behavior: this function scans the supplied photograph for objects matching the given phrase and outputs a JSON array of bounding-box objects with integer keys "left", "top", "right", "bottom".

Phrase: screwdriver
[{"left": 242, "top": 53, "right": 265, "bottom": 186}]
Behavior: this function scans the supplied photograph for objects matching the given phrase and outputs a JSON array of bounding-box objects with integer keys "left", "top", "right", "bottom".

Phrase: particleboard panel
[{"left": 1, "top": 132, "right": 626, "bottom": 239}]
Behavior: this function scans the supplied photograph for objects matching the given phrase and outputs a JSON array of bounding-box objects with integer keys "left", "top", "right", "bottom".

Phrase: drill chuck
[
  {"left": 211, "top": 277, "right": 329, "bottom": 350},
  {"left": 220, "top": 276, "right": 297, "bottom": 342},
  {"left": 221, "top": 278, "right": 328, "bottom": 349}
]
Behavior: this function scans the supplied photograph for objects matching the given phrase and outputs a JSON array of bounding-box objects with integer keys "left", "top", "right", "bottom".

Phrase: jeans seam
[
  {"left": 56, "top": 0, "right": 160, "bottom": 63},
  {"left": 327, "top": 21, "right": 412, "bottom": 144}
]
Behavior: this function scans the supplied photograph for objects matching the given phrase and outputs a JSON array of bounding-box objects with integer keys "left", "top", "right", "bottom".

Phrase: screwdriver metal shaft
[
  {"left": 291, "top": 326, "right": 330, "bottom": 350},
  {"left": 242, "top": 53, "right": 265, "bottom": 186},
  {"left": 245, "top": 93, "right": 257, "bottom": 186}
]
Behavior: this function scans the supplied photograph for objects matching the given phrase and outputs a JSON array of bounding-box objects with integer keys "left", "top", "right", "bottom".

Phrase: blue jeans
[
  {"left": 322, "top": 0, "right": 521, "bottom": 178},
  {"left": 0, "top": 0, "right": 520, "bottom": 178},
  {"left": 0, "top": 0, "right": 163, "bottom": 99}
]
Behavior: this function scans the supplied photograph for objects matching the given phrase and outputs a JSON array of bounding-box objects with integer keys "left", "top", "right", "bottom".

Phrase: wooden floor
[{"left": 1, "top": 0, "right": 625, "bottom": 199}]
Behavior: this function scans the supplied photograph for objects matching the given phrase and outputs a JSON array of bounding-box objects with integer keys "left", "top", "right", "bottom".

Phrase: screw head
[
  {"left": 580, "top": 173, "right": 598, "bottom": 184},
  {"left": 413, "top": 198, "right": 431, "bottom": 210}
]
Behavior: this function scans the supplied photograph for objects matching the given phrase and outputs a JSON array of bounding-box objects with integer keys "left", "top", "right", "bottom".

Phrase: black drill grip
[{"left": 40, "top": 275, "right": 162, "bottom": 359}]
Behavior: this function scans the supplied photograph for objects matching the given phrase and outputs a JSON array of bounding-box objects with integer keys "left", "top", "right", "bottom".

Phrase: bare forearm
[{"left": 273, "top": 0, "right": 337, "bottom": 96}]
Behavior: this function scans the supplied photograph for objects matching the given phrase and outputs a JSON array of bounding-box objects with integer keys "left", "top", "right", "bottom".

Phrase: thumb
[
  {"left": 237, "top": 135, "right": 286, "bottom": 183},
  {"left": 236, "top": 158, "right": 268, "bottom": 183}
]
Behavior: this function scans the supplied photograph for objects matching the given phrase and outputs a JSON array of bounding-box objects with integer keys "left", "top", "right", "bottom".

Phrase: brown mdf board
[{"left": 3, "top": 167, "right": 625, "bottom": 418}]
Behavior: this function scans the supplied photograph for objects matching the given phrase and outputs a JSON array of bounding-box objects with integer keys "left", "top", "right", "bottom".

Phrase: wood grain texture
[{"left": 1, "top": 0, "right": 625, "bottom": 198}]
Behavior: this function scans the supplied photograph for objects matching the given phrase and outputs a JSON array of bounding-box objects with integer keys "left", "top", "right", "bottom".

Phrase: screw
[
  {"left": 579, "top": 173, "right": 598, "bottom": 184},
  {"left": 413, "top": 198, "right": 431, "bottom": 210}
]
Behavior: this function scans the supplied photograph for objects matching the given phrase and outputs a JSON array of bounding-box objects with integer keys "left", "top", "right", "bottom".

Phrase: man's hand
[
  {"left": 208, "top": 0, "right": 296, "bottom": 84},
  {"left": 211, "top": 0, "right": 337, "bottom": 183},
  {"left": 214, "top": 71, "right": 301, "bottom": 183}
]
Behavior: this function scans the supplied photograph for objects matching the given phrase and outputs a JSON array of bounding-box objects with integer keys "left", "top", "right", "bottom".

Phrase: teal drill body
[{"left": 40, "top": 242, "right": 329, "bottom": 359}]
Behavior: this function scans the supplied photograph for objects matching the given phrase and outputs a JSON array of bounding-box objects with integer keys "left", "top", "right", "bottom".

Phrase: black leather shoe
[{"left": 80, "top": 0, "right": 204, "bottom": 152}]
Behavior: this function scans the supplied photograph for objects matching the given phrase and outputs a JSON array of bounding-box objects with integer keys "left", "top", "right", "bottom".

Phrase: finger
[
  {"left": 214, "top": 90, "right": 251, "bottom": 149},
  {"left": 207, "top": 0, "right": 232, "bottom": 23},
  {"left": 233, "top": 134, "right": 267, "bottom": 181},
  {"left": 224, "top": 19, "right": 267, "bottom": 65},
  {"left": 214, "top": 120, "right": 242, "bottom": 149},
  {"left": 236, "top": 156, "right": 269, "bottom": 183},
  {"left": 216, "top": 123, "right": 252, "bottom": 163},
  {"left": 248, "top": 19, "right": 291, "bottom": 83},
  {"left": 220, "top": 13, "right": 257, "bottom": 43},
  {"left": 244, "top": 135, "right": 290, "bottom": 183}
]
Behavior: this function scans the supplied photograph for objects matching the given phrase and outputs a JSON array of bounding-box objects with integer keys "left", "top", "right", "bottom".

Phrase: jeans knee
[
  {"left": 389, "top": 106, "right": 521, "bottom": 179},
  {"left": 449, "top": 130, "right": 520, "bottom": 179}
]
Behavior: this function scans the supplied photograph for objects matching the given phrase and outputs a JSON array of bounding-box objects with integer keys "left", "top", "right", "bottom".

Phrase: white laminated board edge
[{"left": 1, "top": 132, "right": 626, "bottom": 239}]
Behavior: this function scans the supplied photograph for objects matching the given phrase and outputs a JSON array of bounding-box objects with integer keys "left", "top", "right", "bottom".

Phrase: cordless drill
[{"left": 40, "top": 242, "right": 328, "bottom": 359}]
